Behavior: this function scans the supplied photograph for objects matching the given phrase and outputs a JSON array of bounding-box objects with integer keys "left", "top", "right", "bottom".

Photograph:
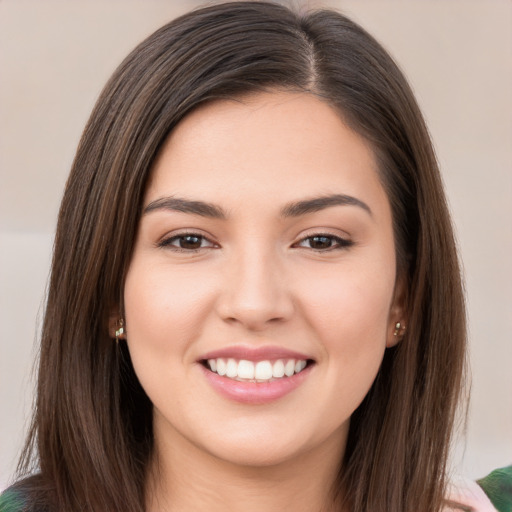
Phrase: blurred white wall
[{"left": 1, "top": 0, "right": 511, "bottom": 489}]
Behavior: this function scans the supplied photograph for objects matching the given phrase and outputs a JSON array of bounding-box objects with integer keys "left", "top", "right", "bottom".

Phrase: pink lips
[
  {"left": 201, "top": 346, "right": 311, "bottom": 362},
  {"left": 198, "top": 345, "right": 314, "bottom": 404}
]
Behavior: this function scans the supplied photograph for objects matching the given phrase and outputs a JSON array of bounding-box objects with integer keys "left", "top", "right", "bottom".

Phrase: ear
[
  {"left": 108, "top": 309, "right": 126, "bottom": 340},
  {"left": 386, "top": 273, "right": 408, "bottom": 348}
]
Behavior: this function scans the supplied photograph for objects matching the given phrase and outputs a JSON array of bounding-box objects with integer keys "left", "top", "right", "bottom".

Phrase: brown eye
[
  {"left": 177, "top": 235, "right": 203, "bottom": 249},
  {"left": 159, "top": 233, "right": 216, "bottom": 252},
  {"left": 295, "top": 234, "right": 353, "bottom": 251},
  {"left": 309, "top": 236, "right": 335, "bottom": 250}
]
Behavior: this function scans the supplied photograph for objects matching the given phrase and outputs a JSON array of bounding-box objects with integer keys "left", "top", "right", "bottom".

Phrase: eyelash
[
  {"left": 293, "top": 233, "right": 354, "bottom": 251},
  {"left": 158, "top": 233, "right": 217, "bottom": 252},
  {"left": 158, "top": 232, "right": 353, "bottom": 253}
]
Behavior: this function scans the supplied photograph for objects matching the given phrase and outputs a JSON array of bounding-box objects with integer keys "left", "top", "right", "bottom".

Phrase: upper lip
[{"left": 199, "top": 345, "right": 312, "bottom": 362}]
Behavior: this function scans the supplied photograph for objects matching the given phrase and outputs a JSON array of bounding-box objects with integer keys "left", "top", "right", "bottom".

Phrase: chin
[
  {"left": 207, "top": 439, "right": 312, "bottom": 469},
  {"left": 194, "top": 418, "right": 348, "bottom": 470}
]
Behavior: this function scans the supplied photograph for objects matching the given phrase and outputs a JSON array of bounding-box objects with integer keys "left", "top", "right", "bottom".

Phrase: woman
[{"left": 1, "top": 1, "right": 502, "bottom": 511}]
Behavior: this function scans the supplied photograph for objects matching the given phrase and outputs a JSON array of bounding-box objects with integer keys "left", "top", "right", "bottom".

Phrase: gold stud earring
[
  {"left": 115, "top": 318, "right": 124, "bottom": 344},
  {"left": 393, "top": 321, "right": 405, "bottom": 337}
]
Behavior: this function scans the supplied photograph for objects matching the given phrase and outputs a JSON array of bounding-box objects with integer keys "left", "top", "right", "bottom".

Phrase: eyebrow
[
  {"left": 144, "top": 197, "right": 227, "bottom": 219},
  {"left": 143, "top": 193, "right": 372, "bottom": 219},
  {"left": 280, "top": 194, "right": 372, "bottom": 217}
]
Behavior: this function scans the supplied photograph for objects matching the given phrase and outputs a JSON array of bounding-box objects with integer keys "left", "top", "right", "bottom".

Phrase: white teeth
[
  {"left": 295, "top": 360, "right": 306, "bottom": 373},
  {"left": 216, "top": 358, "right": 227, "bottom": 376},
  {"left": 206, "top": 357, "right": 309, "bottom": 381},
  {"left": 255, "top": 361, "right": 273, "bottom": 380},
  {"left": 226, "top": 358, "right": 238, "bottom": 378},
  {"left": 237, "top": 360, "right": 255, "bottom": 379},
  {"left": 284, "top": 359, "right": 295, "bottom": 377},
  {"left": 272, "top": 360, "right": 285, "bottom": 378}
]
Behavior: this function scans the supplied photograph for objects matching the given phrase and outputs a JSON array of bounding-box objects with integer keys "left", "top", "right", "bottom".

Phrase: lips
[{"left": 198, "top": 346, "right": 314, "bottom": 404}]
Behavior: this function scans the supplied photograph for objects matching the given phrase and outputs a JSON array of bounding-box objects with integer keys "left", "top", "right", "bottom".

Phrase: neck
[{"left": 146, "top": 427, "right": 348, "bottom": 512}]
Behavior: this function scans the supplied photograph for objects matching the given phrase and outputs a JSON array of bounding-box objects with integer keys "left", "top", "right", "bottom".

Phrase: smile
[
  {"left": 205, "top": 358, "right": 309, "bottom": 382},
  {"left": 198, "top": 347, "right": 315, "bottom": 404}
]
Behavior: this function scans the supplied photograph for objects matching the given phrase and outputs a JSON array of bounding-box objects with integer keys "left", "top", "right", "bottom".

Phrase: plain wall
[{"left": 1, "top": 0, "right": 511, "bottom": 489}]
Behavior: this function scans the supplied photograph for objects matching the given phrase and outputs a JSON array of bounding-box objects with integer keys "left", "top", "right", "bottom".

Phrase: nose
[{"left": 215, "top": 245, "right": 295, "bottom": 331}]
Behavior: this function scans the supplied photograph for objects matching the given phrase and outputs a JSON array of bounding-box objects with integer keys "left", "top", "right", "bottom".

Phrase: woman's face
[{"left": 122, "top": 91, "right": 404, "bottom": 468}]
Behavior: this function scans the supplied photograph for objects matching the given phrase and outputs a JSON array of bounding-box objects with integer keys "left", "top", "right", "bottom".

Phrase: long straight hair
[{"left": 15, "top": 2, "right": 466, "bottom": 511}]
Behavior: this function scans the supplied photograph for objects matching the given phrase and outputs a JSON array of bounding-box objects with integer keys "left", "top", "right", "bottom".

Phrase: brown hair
[{"left": 15, "top": 2, "right": 466, "bottom": 511}]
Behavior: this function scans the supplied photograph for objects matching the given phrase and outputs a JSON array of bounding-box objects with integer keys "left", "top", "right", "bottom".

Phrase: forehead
[{"left": 146, "top": 91, "right": 387, "bottom": 216}]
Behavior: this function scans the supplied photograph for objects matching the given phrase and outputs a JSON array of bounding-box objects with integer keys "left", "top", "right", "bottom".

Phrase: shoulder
[
  {"left": 445, "top": 465, "right": 512, "bottom": 512},
  {"left": 0, "top": 487, "right": 27, "bottom": 512},
  {"left": 0, "top": 476, "right": 51, "bottom": 512},
  {"left": 477, "top": 465, "right": 512, "bottom": 512}
]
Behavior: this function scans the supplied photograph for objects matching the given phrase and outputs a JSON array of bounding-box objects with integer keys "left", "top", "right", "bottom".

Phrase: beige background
[{"left": 1, "top": 0, "right": 511, "bottom": 489}]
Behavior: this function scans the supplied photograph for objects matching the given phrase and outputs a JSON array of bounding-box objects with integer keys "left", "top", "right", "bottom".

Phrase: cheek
[
  {"left": 299, "top": 261, "right": 394, "bottom": 334},
  {"left": 121, "top": 260, "right": 222, "bottom": 418},
  {"left": 122, "top": 259, "right": 218, "bottom": 362},
  {"left": 295, "top": 256, "right": 395, "bottom": 377}
]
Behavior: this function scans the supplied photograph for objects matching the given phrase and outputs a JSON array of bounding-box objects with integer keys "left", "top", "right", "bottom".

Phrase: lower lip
[{"left": 199, "top": 363, "right": 313, "bottom": 404}]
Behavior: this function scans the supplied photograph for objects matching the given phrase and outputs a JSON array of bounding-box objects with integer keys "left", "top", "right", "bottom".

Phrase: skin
[{"left": 116, "top": 91, "right": 405, "bottom": 511}]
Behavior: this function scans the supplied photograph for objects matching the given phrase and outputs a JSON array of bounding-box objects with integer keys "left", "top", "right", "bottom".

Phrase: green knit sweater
[{"left": 1, "top": 465, "right": 511, "bottom": 511}]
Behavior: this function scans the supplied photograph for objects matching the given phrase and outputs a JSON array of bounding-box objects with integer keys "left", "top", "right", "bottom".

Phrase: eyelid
[
  {"left": 157, "top": 230, "right": 219, "bottom": 252},
  {"left": 292, "top": 230, "right": 354, "bottom": 251},
  {"left": 155, "top": 228, "right": 353, "bottom": 253}
]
